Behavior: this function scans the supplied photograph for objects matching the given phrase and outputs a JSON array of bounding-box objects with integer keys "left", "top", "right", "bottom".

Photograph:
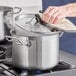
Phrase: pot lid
[
  {"left": 11, "top": 29, "right": 59, "bottom": 37},
  {"left": 15, "top": 13, "right": 53, "bottom": 34}
]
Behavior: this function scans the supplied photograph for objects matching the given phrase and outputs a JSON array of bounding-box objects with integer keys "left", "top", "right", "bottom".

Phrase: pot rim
[
  {"left": 0, "top": 6, "right": 13, "bottom": 11},
  {"left": 11, "top": 29, "right": 60, "bottom": 37}
]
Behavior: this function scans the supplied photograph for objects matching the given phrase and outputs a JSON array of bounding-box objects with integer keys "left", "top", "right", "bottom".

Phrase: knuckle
[{"left": 48, "top": 6, "right": 51, "bottom": 9}]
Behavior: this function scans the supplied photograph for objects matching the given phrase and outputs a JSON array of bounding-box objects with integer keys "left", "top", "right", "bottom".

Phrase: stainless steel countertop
[{"left": 60, "top": 51, "right": 76, "bottom": 65}]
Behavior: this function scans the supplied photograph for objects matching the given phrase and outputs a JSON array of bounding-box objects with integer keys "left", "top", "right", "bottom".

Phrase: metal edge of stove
[
  {"left": 0, "top": 47, "right": 76, "bottom": 76},
  {"left": 0, "top": 60, "right": 75, "bottom": 76},
  {"left": 17, "top": 61, "right": 76, "bottom": 76},
  {"left": 34, "top": 69, "right": 76, "bottom": 76}
]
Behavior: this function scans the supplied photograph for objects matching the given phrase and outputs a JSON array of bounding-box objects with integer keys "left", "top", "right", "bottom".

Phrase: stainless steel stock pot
[
  {"left": 6, "top": 29, "right": 60, "bottom": 70},
  {"left": 6, "top": 13, "right": 62, "bottom": 70}
]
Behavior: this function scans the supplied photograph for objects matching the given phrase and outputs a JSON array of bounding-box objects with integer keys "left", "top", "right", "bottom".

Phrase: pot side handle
[
  {"left": 12, "top": 7, "right": 22, "bottom": 14},
  {"left": 59, "top": 32, "right": 64, "bottom": 38},
  {"left": 5, "top": 35, "right": 31, "bottom": 47}
]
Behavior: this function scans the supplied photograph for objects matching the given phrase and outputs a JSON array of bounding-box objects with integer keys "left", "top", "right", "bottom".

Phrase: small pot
[{"left": 0, "top": 6, "right": 22, "bottom": 42}]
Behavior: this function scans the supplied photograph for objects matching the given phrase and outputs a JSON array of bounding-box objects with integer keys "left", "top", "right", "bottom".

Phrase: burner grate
[{"left": 0, "top": 60, "right": 75, "bottom": 76}]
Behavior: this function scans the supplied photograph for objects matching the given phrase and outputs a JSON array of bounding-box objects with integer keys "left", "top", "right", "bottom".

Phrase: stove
[
  {"left": 0, "top": 44, "right": 76, "bottom": 76},
  {"left": 0, "top": 59, "right": 75, "bottom": 76}
]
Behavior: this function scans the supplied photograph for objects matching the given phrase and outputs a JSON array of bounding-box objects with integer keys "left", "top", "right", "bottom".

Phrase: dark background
[{"left": 42, "top": 0, "right": 76, "bottom": 55}]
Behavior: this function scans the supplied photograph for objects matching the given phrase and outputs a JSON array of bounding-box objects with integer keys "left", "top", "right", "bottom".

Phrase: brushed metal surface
[
  {"left": 12, "top": 33, "right": 59, "bottom": 70},
  {"left": 0, "top": 11, "right": 5, "bottom": 41},
  {"left": 34, "top": 69, "right": 76, "bottom": 76},
  {"left": 0, "top": 6, "right": 13, "bottom": 41}
]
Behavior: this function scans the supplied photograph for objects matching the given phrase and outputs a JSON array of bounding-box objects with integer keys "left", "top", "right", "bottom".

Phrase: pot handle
[
  {"left": 59, "top": 32, "right": 64, "bottom": 38},
  {"left": 12, "top": 7, "right": 22, "bottom": 14},
  {"left": 10, "top": 28, "right": 16, "bottom": 35},
  {"left": 6, "top": 35, "right": 23, "bottom": 45},
  {"left": 5, "top": 35, "right": 31, "bottom": 47},
  {"left": 5, "top": 36, "right": 23, "bottom": 45},
  {"left": 0, "top": 46, "right": 6, "bottom": 57}
]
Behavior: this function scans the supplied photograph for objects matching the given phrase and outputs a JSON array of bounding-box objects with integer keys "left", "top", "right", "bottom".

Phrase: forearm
[
  {"left": 42, "top": 3, "right": 76, "bottom": 24},
  {"left": 63, "top": 3, "right": 76, "bottom": 17}
]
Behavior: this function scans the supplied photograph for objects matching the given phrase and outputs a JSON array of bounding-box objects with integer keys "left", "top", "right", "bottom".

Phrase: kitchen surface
[
  {"left": 0, "top": 0, "right": 76, "bottom": 76},
  {"left": 0, "top": 48, "right": 76, "bottom": 76}
]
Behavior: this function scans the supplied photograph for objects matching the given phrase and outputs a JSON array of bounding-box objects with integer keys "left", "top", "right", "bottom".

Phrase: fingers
[
  {"left": 52, "top": 14, "right": 61, "bottom": 24},
  {"left": 48, "top": 9, "right": 60, "bottom": 24},
  {"left": 42, "top": 6, "right": 55, "bottom": 23},
  {"left": 42, "top": 6, "right": 66, "bottom": 24}
]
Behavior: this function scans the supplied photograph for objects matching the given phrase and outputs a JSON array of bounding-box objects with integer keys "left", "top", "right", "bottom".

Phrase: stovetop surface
[
  {"left": 0, "top": 44, "right": 76, "bottom": 76},
  {"left": 0, "top": 59, "right": 75, "bottom": 76}
]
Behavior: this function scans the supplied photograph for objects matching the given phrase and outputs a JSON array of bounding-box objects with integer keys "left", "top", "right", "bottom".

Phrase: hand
[{"left": 42, "top": 6, "right": 68, "bottom": 24}]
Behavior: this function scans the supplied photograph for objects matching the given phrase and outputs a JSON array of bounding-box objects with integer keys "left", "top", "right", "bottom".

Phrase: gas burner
[{"left": 0, "top": 60, "right": 75, "bottom": 76}]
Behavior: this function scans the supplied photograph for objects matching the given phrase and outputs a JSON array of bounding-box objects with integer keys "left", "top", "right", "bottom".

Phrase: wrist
[
  {"left": 62, "top": 3, "right": 76, "bottom": 17},
  {"left": 61, "top": 4, "right": 72, "bottom": 17}
]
